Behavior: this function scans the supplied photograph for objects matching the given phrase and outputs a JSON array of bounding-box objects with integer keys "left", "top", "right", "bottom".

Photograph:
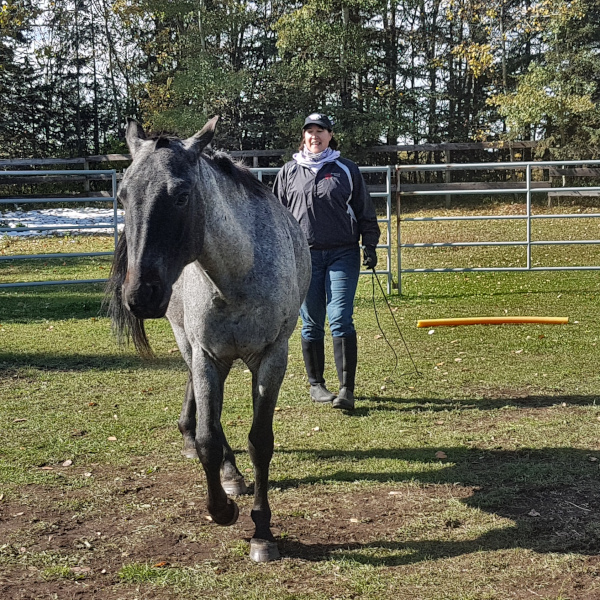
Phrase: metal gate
[
  {"left": 396, "top": 159, "right": 600, "bottom": 294},
  {"left": 0, "top": 169, "right": 118, "bottom": 288},
  {"left": 0, "top": 166, "right": 394, "bottom": 293}
]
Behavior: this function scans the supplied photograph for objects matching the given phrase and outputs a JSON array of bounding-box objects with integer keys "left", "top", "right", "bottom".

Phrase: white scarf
[{"left": 293, "top": 146, "right": 341, "bottom": 173}]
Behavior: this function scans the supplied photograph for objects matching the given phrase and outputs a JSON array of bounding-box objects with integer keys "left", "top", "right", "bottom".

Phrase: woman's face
[{"left": 303, "top": 125, "right": 332, "bottom": 153}]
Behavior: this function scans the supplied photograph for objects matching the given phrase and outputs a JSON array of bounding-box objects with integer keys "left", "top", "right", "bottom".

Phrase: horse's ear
[
  {"left": 126, "top": 119, "right": 147, "bottom": 157},
  {"left": 185, "top": 116, "right": 219, "bottom": 155}
]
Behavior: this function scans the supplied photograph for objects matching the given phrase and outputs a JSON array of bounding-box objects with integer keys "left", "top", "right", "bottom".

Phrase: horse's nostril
[
  {"left": 143, "top": 280, "right": 162, "bottom": 302},
  {"left": 122, "top": 270, "right": 170, "bottom": 318}
]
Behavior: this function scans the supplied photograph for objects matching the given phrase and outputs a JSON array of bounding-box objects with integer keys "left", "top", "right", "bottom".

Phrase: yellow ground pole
[{"left": 417, "top": 316, "right": 569, "bottom": 328}]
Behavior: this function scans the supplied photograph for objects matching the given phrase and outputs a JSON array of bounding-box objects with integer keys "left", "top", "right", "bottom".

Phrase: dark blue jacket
[{"left": 273, "top": 158, "right": 380, "bottom": 250}]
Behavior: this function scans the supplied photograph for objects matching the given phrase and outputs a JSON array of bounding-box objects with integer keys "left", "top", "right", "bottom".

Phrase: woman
[{"left": 273, "top": 112, "right": 380, "bottom": 411}]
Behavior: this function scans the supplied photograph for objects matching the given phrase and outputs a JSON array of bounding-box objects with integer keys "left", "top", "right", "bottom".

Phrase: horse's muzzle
[{"left": 123, "top": 269, "right": 171, "bottom": 319}]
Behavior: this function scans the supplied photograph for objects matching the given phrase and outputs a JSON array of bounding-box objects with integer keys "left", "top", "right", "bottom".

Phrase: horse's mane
[
  {"left": 205, "top": 149, "right": 272, "bottom": 199},
  {"left": 145, "top": 133, "right": 271, "bottom": 200}
]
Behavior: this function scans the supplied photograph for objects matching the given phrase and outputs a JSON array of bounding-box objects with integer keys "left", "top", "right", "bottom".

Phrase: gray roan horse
[{"left": 106, "top": 117, "right": 311, "bottom": 561}]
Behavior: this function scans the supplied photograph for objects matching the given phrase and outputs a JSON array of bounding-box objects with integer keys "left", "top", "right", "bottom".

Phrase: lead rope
[{"left": 370, "top": 267, "right": 421, "bottom": 377}]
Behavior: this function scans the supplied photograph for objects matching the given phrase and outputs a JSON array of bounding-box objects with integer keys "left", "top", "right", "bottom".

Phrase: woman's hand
[{"left": 362, "top": 245, "right": 378, "bottom": 269}]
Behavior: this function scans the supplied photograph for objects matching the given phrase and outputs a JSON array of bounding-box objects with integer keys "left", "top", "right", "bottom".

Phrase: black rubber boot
[
  {"left": 332, "top": 333, "right": 357, "bottom": 411},
  {"left": 301, "top": 337, "right": 336, "bottom": 403}
]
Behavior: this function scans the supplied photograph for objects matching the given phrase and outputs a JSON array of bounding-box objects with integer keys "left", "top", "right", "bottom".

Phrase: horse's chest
[{"left": 187, "top": 301, "right": 286, "bottom": 355}]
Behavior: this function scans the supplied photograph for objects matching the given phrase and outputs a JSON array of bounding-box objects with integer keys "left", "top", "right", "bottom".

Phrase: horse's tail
[{"left": 104, "top": 231, "right": 154, "bottom": 359}]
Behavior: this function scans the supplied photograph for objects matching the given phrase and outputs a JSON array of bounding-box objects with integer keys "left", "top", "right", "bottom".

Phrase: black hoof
[
  {"left": 222, "top": 477, "right": 249, "bottom": 496},
  {"left": 211, "top": 499, "right": 239, "bottom": 526},
  {"left": 249, "top": 538, "right": 280, "bottom": 562}
]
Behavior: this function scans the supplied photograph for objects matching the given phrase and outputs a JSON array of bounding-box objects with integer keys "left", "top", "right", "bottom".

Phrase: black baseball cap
[{"left": 303, "top": 113, "right": 333, "bottom": 130}]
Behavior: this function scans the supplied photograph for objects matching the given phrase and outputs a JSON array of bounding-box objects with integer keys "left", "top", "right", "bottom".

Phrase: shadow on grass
[
  {"left": 0, "top": 350, "right": 185, "bottom": 372},
  {"left": 0, "top": 286, "right": 106, "bottom": 322},
  {"left": 274, "top": 446, "right": 600, "bottom": 562},
  {"left": 355, "top": 393, "right": 600, "bottom": 411}
]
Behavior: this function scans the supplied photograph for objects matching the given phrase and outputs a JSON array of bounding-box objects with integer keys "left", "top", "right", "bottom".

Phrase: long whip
[{"left": 370, "top": 267, "right": 421, "bottom": 377}]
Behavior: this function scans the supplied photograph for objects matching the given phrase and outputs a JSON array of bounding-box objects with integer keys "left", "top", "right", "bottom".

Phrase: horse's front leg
[
  {"left": 247, "top": 340, "right": 288, "bottom": 562},
  {"left": 192, "top": 352, "right": 239, "bottom": 526},
  {"left": 179, "top": 370, "right": 248, "bottom": 495}
]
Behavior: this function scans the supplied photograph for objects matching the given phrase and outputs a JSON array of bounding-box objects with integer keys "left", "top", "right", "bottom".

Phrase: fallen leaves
[
  {"left": 435, "top": 451, "right": 448, "bottom": 459},
  {"left": 107, "top": 436, "right": 117, "bottom": 441}
]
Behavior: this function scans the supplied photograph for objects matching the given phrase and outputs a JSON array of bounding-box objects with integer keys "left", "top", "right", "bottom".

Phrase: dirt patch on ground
[{"left": 1, "top": 462, "right": 599, "bottom": 599}]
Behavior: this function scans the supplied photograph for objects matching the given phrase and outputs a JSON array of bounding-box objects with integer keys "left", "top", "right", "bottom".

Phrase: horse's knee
[
  {"left": 248, "top": 430, "right": 274, "bottom": 464},
  {"left": 194, "top": 433, "right": 222, "bottom": 465}
]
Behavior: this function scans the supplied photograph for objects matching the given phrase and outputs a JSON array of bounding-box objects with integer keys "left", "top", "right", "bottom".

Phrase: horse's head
[{"left": 118, "top": 117, "right": 218, "bottom": 319}]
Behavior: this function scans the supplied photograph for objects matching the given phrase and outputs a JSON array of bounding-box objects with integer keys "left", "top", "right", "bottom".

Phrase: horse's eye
[{"left": 174, "top": 193, "right": 189, "bottom": 207}]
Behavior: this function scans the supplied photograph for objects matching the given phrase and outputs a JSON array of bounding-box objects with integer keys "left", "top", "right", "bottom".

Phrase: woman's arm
[
  {"left": 349, "top": 163, "right": 380, "bottom": 247},
  {"left": 272, "top": 164, "right": 289, "bottom": 207}
]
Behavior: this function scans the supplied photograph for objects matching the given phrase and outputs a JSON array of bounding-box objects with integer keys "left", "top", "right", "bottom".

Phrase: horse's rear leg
[
  {"left": 179, "top": 371, "right": 247, "bottom": 494},
  {"left": 178, "top": 372, "right": 198, "bottom": 458},
  {"left": 247, "top": 340, "right": 288, "bottom": 562}
]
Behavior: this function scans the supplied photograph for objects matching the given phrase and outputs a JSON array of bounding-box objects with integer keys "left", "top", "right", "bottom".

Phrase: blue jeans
[{"left": 300, "top": 246, "right": 361, "bottom": 341}]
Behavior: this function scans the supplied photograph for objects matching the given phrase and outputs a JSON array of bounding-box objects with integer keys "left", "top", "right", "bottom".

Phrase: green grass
[{"left": 1, "top": 211, "right": 600, "bottom": 599}]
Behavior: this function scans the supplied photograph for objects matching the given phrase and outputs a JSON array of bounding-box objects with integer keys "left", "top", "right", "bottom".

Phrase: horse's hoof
[
  {"left": 249, "top": 539, "right": 280, "bottom": 562},
  {"left": 181, "top": 447, "right": 198, "bottom": 459},
  {"left": 212, "top": 499, "right": 239, "bottom": 526},
  {"left": 222, "top": 477, "right": 248, "bottom": 496}
]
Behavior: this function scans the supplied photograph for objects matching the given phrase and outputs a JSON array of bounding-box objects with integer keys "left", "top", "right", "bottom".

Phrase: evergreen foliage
[{"left": 2, "top": 1, "right": 600, "bottom": 161}]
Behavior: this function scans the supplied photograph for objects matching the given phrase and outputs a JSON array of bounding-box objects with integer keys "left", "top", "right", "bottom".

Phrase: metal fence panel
[
  {"left": 1, "top": 166, "right": 393, "bottom": 293},
  {"left": 0, "top": 169, "right": 118, "bottom": 289},
  {"left": 396, "top": 159, "right": 600, "bottom": 293}
]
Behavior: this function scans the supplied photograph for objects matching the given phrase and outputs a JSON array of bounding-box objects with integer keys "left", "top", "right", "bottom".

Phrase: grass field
[{"left": 1, "top": 202, "right": 600, "bottom": 599}]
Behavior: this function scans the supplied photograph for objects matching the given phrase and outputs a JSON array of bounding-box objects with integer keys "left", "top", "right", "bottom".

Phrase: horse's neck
[{"left": 196, "top": 185, "right": 255, "bottom": 291}]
